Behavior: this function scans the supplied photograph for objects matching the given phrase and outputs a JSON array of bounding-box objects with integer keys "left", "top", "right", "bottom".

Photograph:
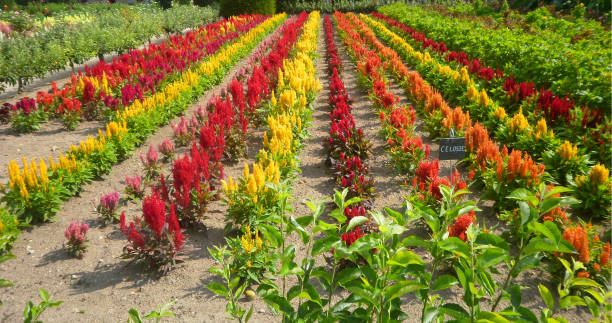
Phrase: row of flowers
[
  {"left": 360, "top": 13, "right": 610, "bottom": 219},
  {"left": 341, "top": 11, "right": 611, "bottom": 316},
  {"left": 0, "top": 14, "right": 286, "bottom": 232},
  {"left": 323, "top": 15, "right": 375, "bottom": 253},
  {"left": 214, "top": 11, "right": 322, "bottom": 291},
  {"left": 0, "top": 14, "right": 254, "bottom": 133},
  {"left": 369, "top": 12, "right": 610, "bottom": 166},
  {"left": 333, "top": 11, "right": 610, "bottom": 321},
  {"left": 336, "top": 11, "right": 472, "bottom": 221},
  {"left": 376, "top": 4, "right": 610, "bottom": 127},
  {"left": 65, "top": 15, "right": 305, "bottom": 272}
]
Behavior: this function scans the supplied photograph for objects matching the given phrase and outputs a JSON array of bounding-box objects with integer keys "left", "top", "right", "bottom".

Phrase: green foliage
[
  {"left": 0, "top": 254, "right": 15, "bottom": 307},
  {"left": 0, "top": 207, "right": 23, "bottom": 255},
  {"left": 219, "top": 0, "right": 274, "bottom": 17},
  {"left": 379, "top": 3, "right": 611, "bottom": 113},
  {"left": 277, "top": 0, "right": 384, "bottom": 14},
  {"left": 23, "top": 289, "right": 62, "bottom": 323},
  {"left": 0, "top": 5, "right": 217, "bottom": 92}
]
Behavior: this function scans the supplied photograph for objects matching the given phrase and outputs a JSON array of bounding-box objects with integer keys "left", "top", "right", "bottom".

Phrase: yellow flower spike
[
  {"left": 533, "top": 118, "right": 552, "bottom": 140},
  {"left": 558, "top": 141, "right": 577, "bottom": 161},
  {"left": 479, "top": 89, "right": 490, "bottom": 107},
  {"left": 494, "top": 107, "right": 506, "bottom": 121},
  {"left": 271, "top": 90, "right": 277, "bottom": 106},
  {"left": 509, "top": 108, "right": 529, "bottom": 132},
  {"left": 18, "top": 179, "right": 28, "bottom": 200},
  {"left": 241, "top": 226, "right": 255, "bottom": 254},
  {"left": 589, "top": 164, "right": 609, "bottom": 185},
  {"left": 247, "top": 175, "right": 257, "bottom": 195},
  {"left": 256, "top": 229, "right": 262, "bottom": 249},
  {"left": 0, "top": 221, "right": 4, "bottom": 232},
  {"left": 460, "top": 67, "right": 470, "bottom": 84},
  {"left": 243, "top": 162, "right": 250, "bottom": 179},
  {"left": 264, "top": 132, "right": 269, "bottom": 148},
  {"left": 467, "top": 85, "right": 478, "bottom": 101},
  {"left": 278, "top": 68, "right": 285, "bottom": 88},
  {"left": 220, "top": 179, "right": 228, "bottom": 192},
  {"left": 39, "top": 158, "right": 49, "bottom": 186}
]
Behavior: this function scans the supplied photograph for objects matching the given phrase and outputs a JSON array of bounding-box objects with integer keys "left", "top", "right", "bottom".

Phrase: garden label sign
[{"left": 438, "top": 134, "right": 466, "bottom": 161}]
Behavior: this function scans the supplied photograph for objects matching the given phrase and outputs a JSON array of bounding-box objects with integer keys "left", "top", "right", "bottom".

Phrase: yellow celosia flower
[
  {"left": 460, "top": 67, "right": 470, "bottom": 84},
  {"left": 247, "top": 175, "right": 257, "bottom": 195},
  {"left": 243, "top": 162, "right": 250, "bottom": 179},
  {"left": 494, "top": 107, "right": 506, "bottom": 121},
  {"left": 241, "top": 226, "right": 255, "bottom": 254},
  {"left": 589, "top": 164, "right": 609, "bottom": 185},
  {"left": 532, "top": 118, "right": 553, "bottom": 140},
  {"left": 558, "top": 141, "right": 577, "bottom": 161},
  {"left": 509, "top": 108, "right": 529, "bottom": 132},
  {"left": 479, "top": 89, "right": 490, "bottom": 107},
  {"left": 39, "top": 158, "right": 49, "bottom": 186},
  {"left": 467, "top": 85, "right": 479, "bottom": 102}
]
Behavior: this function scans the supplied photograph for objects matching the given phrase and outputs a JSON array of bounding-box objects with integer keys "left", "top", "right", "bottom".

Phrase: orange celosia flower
[
  {"left": 600, "top": 243, "right": 610, "bottom": 267},
  {"left": 563, "top": 226, "right": 590, "bottom": 264},
  {"left": 576, "top": 271, "right": 589, "bottom": 278}
]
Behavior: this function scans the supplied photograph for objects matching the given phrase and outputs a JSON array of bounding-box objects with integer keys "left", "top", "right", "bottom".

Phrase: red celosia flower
[
  {"left": 448, "top": 212, "right": 476, "bottom": 242},
  {"left": 142, "top": 192, "right": 166, "bottom": 238}
]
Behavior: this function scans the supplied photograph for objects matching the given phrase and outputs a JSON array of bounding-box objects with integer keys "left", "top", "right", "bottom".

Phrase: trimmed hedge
[{"left": 219, "top": 0, "right": 275, "bottom": 17}]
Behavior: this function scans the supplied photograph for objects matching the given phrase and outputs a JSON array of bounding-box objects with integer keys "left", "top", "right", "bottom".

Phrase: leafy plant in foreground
[{"left": 23, "top": 289, "right": 62, "bottom": 323}]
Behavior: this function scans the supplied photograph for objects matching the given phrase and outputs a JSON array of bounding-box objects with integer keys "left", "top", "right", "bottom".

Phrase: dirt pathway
[{"left": 332, "top": 23, "right": 405, "bottom": 213}]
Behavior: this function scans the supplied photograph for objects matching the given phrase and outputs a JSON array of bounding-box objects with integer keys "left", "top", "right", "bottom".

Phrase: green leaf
[
  {"left": 0, "top": 279, "right": 13, "bottom": 288},
  {"left": 477, "top": 311, "right": 511, "bottom": 322},
  {"left": 39, "top": 289, "right": 50, "bottom": 302},
  {"left": 312, "top": 236, "right": 338, "bottom": 256},
  {"left": 383, "top": 280, "right": 424, "bottom": 301},
  {"left": 540, "top": 197, "right": 562, "bottom": 215},
  {"left": 538, "top": 284, "right": 554, "bottom": 310},
  {"left": 570, "top": 277, "right": 602, "bottom": 288},
  {"left": 559, "top": 295, "right": 586, "bottom": 309},
  {"left": 345, "top": 216, "right": 368, "bottom": 233},
  {"left": 519, "top": 201, "right": 532, "bottom": 226},
  {"left": 388, "top": 250, "right": 425, "bottom": 267},
  {"left": 476, "top": 247, "right": 507, "bottom": 270},
  {"left": 207, "top": 283, "right": 228, "bottom": 297},
  {"left": 335, "top": 267, "right": 361, "bottom": 286},
  {"left": 507, "top": 188, "right": 537, "bottom": 205},
  {"left": 439, "top": 303, "right": 469, "bottom": 319},
  {"left": 128, "top": 309, "right": 143, "bottom": 323},
  {"left": 328, "top": 208, "right": 346, "bottom": 225},
  {"left": 433, "top": 275, "right": 459, "bottom": 292},
  {"left": 384, "top": 207, "right": 404, "bottom": 225},
  {"left": 402, "top": 235, "right": 431, "bottom": 248},
  {"left": 543, "top": 186, "right": 572, "bottom": 199},
  {"left": 264, "top": 295, "right": 294, "bottom": 315},
  {"left": 439, "top": 237, "right": 470, "bottom": 259},
  {"left": 245, "top": 305, "right": 253, "bottom": 322}
]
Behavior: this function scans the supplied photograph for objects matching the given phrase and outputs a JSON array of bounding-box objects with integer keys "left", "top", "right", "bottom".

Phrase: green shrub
[
  {"left": 193, "top": 0, "right": 215, "bottom": 7},
  {"left": 219, "top": 0, "right": 274, "bottom": 17}
]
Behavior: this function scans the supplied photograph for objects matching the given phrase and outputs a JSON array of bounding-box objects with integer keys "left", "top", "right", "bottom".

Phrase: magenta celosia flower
[
  {"left": 99, "top": 191, "right": 120, "bottom": 212},
  {"left": 158, "top": 138, "right": 175, "bottom": 158},
  {"left": 65, "top": 220, "right": 89, "bottom": 258},
  {"left": 141, "top": 144, "right": 159, "bottom": 166},
  {"left": 125, "top": 175, "right": 143, "bottom": 195}
]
